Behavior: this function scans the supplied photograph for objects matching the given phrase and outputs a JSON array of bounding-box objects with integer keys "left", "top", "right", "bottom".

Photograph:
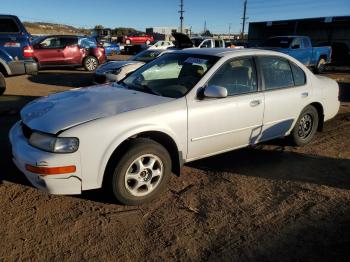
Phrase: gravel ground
[{"left": 0, "top": 59, "right": 349, "bottom": 261}]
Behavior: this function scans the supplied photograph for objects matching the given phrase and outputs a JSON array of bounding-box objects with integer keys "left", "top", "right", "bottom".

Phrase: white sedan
[{"left": 9, "top": 48, "right": 339, "bottom": 205}]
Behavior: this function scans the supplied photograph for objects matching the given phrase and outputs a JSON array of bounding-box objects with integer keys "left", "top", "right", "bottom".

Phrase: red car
[
  {"left": 124, "top": 33, "right": 154, "bottom": 45},
  {"left": 32, "top": 35, "right": 106, "bottom": 71}
]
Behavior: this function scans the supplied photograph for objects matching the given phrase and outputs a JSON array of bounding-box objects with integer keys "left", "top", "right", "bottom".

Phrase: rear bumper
[
  {"left": 9, "top": 121, "right": 82, "bottom": 195},
  {"left": 7, "top": 60, "right": 38, "bottom": 76}
]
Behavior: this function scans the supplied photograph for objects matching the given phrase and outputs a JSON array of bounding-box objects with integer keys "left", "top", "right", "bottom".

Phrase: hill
[{"left": 23, "top": 21, "right": 91, "bottom": 35}]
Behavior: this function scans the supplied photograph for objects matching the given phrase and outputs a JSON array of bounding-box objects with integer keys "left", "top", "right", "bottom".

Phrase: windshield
[
  {"left": 262, "top": 37, "right": 293, "bottom": 48},
  {"left": 131, "top": 50, "right": 162, "bottom": 62},
  {"left": 122, "top": 53, "right": 218, "bottom": 98}
]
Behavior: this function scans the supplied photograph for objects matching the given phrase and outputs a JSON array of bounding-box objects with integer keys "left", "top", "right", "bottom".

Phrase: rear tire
[
  {"left": 0, "top": 72, "right": 6, "bottom": 95},
  {"left": 110, "top": 138, "right": 171, "bottom": 205},
  {"left": 290, "top": 105, "right": 319, "bottom": 146},
  {"left": 83, "top": 56, "right": 99, "bottom": 71}
]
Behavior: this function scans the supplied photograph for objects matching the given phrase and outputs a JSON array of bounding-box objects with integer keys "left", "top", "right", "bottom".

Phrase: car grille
[{"left": 22, "top": 123, "right": 33, "bottom": 139}]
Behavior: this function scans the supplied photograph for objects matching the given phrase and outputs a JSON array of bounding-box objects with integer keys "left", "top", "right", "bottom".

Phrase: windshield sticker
[{"left": 184, "top": 57, "right": 208, "bottom": 64}]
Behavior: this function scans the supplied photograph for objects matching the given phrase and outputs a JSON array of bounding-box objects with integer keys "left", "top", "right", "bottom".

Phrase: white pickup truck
[{"left": 10, "top": 48, "right": 339, "bottom": 205}]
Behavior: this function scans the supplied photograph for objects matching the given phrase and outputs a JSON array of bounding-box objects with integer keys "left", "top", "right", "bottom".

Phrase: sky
[{"left": 1, "top": 0, "right": 350, "bottom": 34}]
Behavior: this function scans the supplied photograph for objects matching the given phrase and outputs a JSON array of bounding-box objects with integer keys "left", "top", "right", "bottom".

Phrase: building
[
  {"left": 248, "top": 16, "right": 350, "bottom": 65},
  {"left": 146, "top": 26, "right": 191, "bottom": 41}
]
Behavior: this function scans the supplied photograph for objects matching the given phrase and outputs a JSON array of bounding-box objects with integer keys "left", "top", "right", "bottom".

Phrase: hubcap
[
  {"left": 86, "top": 58, "right": 98, "bottom": 71},
  {"left": 298, "top": 113, "right": 313, "bottom": 139},
  {"left": 124, "top": 154, "right": 163, "bottom": 197}
]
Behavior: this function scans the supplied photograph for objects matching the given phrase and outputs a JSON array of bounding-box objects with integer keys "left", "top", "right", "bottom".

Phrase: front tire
[
  {"left": 315, "top": 58, "right": 326, "bottom": 74},
  {"left": 111, "top": 138, "right": 171, "bottom": 205},
  {"left": 83, "top": 56, "right": 99, "bottom": 71},
  {"left": 0, "top": 72, "right": 6, "bottom": 95},
  {"left": 290, "top": 105, "right": 319, "bottom": 146}
]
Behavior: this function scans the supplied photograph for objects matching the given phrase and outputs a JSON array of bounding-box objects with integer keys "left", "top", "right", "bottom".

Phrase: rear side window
[
  {"left": 290, "top": 62, "right": 306, "bottom": 86},
  {"left": 59, "top": 37, "right": 78, "bottom": 47},
  {"left": 259, "top": 56, "right": 294, "bottom": 90},
  {"left": 0, "top": 18, "right": 20, "bottom": 33}
]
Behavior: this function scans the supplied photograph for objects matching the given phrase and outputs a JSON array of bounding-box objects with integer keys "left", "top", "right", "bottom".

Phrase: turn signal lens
[{"left": 25, "top": 164, "right": 76, "bottom": 175}]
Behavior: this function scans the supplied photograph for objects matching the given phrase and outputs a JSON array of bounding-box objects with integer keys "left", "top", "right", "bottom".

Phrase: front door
[
  {"left": 187, "top": 57, "right": 264, "bottom": 160},
  {"left": 34, "top": 36, "right": 64, "bottom": 65}
]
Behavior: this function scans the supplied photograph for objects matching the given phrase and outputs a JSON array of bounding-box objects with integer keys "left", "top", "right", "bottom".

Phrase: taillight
[{"left": 23, "top": 46, "right": 34, "bottom": 58}]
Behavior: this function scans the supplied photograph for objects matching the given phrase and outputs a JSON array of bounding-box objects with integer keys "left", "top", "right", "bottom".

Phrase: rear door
[
  {"left": 257, "top": 55, "right": 311, "bottom": 141},
  {"left": 33, "top": 36, "right": 65, "bottom": 65}
]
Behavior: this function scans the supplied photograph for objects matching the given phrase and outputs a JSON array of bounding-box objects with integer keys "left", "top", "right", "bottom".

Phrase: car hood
[
  {"left": 21, "top": 84, "right": 174, "bottom": 134},
  {"left": 96, "top": 61, "right": 144, "bottom": 74}
]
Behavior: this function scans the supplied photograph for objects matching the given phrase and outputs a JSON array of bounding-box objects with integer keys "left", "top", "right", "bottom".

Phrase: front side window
[
  {"left": 208, "top": 57, "right": 258, "bottom": 96},
  {"left": 259, "top": 56, "right": 294, "bottom": 90},
  {"left": 40, "top": 37, "right": 61, "bottom": 49},
  {"left": 122, "top": 53, "right": 218, "bottom": 98},
  {"left": 291, "top": 38, "right": 301, "bottom": 48}
]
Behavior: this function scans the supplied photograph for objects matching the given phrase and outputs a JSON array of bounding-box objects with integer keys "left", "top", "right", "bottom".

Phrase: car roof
[{"left": 171, "top": 48, "right": 287, "bottom": 57}]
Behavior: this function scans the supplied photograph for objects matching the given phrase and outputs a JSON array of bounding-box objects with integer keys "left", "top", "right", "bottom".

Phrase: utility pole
[
  {"left": 179, "top": 0, "right": 184, "bottom": 33},
  {"left": 241, "top": 0, "right": 248, "bottom": 39},
  {"left": 228, "top": 23, "right": 232, "bottom": 39}
]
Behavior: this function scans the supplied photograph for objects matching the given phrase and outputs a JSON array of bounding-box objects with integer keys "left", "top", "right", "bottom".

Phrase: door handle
[
  {"left": 250, "top": 100, "right": 261, "bottom": 107},
  {"left": 301, "top": 92, "right": 309, "bottom": 98}
]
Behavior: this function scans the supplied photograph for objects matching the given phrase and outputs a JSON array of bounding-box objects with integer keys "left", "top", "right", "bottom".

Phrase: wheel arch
[
  {"left": 310, "top": 102, "right": 324, "bottom": 131},
  {"left": 100, "top": 129, "right": 184, "bottom": 189},
  {"left": 0, "top": 59, "right": 11, "bottom": 76}
]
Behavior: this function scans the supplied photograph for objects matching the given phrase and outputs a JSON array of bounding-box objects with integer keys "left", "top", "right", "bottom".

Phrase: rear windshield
[
  {"left": 0, "top": 18, "right": 20, "bottom": 33},
  {"left": 262, "top": 37, "right": 293, "bottom": 48}
]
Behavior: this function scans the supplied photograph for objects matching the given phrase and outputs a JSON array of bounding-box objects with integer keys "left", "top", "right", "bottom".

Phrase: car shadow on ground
[
  {"left": 27, "top": 69, "right": 94, "bottom": 88},
  {"left": 188, "top": 145, "right": 350, "bottom": 190}
]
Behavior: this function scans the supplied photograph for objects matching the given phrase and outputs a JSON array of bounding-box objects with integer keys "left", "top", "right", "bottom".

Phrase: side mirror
[
  {"left": 291, "top": 44, "right": 300, "bottom": 49},
  {"left": 204, "top": 85, "right": 228, "bottom": 98}
]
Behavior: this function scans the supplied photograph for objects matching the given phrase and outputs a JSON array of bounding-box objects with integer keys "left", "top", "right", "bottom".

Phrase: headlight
[{"left": 29, "top": 132, "right": 79, "bottom": 153}]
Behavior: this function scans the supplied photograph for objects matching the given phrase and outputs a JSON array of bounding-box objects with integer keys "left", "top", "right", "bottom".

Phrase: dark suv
[
  {"left": 32, "top": 35, "right": 106, "bottom": 71},
  {"left": 0, "top": 15, "right": 38, "bottom": 95}
]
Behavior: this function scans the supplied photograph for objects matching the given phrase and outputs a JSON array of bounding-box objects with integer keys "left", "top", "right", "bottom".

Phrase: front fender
[{"left": 97, "top": 124, "right": 183, "bottom": 187}]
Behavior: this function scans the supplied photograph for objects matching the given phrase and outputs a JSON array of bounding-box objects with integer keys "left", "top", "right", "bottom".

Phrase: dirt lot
[{"left": 0, "top": 59, "right": 349, "bottom": 261}]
